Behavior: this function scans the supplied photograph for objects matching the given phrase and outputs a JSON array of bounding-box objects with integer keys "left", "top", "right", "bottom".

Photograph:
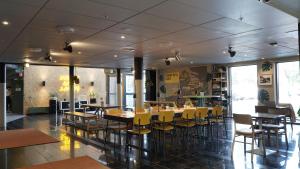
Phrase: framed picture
[{"left": 259, "top": 74, "right": 272, "bottom": 85}]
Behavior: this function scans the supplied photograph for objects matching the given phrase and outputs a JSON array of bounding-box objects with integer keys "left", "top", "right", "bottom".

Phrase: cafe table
[{"left": 250, "top": 112, "right": 286, "bottom": 155}]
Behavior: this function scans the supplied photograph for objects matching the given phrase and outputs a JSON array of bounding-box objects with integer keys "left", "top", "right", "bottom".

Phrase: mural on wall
[{"left": 159, "top": 66, "right": 208, "bottom": 103}]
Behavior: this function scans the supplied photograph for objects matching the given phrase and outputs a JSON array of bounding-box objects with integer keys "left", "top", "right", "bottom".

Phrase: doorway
[{"left": 230, "top": 65, "right": 258, "bottom": 114}]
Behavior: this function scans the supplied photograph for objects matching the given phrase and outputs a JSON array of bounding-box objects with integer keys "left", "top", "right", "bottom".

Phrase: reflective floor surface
[{"left": 1, "top": 114, "right": 300, "bottom": 169}]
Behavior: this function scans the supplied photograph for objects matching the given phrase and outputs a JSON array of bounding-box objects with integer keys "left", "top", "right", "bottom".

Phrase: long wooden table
[
  {"left": 0, "top": 128, "right": 59, "bottom": 149},
  {"left": 81, "top": 104, "right": 120, "bottom": 116},
  {"left": 17, "top": 156, "right": 110, "bottom": 169}
]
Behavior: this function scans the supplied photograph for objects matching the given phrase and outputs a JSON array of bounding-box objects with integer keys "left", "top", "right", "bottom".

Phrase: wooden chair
[
  {"left": 105, "top": 109, "right": 128, "bottom": 145},
  {"left": 232, "top": 113, "right": 266, "bottom": 162}
]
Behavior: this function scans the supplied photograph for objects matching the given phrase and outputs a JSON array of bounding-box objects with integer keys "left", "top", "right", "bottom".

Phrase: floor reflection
[{"left": 1, "top": 114, "right": 299, "bottom": 169}]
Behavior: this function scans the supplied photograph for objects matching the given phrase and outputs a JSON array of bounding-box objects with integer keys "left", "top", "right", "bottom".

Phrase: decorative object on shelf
[
  {"left": 160, "top": 85, "right": 166, "bottom": 94},
  {"left": 262, "top": 61, "right": 272, "bottom": 72},
  {"left": 89, "top": 91, "right": 96, "bottom": 99},
  {"left": 206, "top": 73, "right": 212, "bottom": 82},
  {"left": 259, "top": 74, "right": 272, "bottom": 85},
  {"left": 258, "top": 89, "right": 270, "bottom": 103}
]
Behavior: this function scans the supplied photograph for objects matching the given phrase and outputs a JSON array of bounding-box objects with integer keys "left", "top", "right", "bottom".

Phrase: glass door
[
  {"left": 277, "top": 61, "right": 300, "bottom": 116},
  {"left": 230, "top": 65, "right": 258, "bottom": 114}
]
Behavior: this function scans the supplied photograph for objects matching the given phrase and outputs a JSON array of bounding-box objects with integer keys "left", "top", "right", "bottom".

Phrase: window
[
  {"left": 108, "top": 76, "right": 117, "bottom": 105},
  {"left": 125, "top": 75, "right": 134, "bottom": 108},
  {"left": 277, "top": 61, "right": 300, "bottom": 114}
]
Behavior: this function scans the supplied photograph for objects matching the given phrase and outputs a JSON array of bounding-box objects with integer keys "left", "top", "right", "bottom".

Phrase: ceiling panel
[
  {"left": 200, "top": 17, "right": 261, "bottom": 34},
  {"left": 146, "top": 1, "right": 222, "bottom": 25},
  {"left": 124, "top": 13, "right": 191, "bottom": 32},
  {"left": 45, "top": 0, "right": 138, "bottom": 21},
  {"left": 89, "top": 0, "right": 165, "bottom": 11}
]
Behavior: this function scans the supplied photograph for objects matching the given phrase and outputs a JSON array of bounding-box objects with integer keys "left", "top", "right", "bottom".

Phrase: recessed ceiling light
[
  {"left": 24, "top": 58, "right": 30, "bottom": 62},
  {"left": 53, "top": 60, "right": 57, "bottom": 63},
  {"left": 261, "top": 57, "right": 265, "bottom": 60},
  {"left": 121, "top": 35, "right": 126, "bottom": 39},
  {"left": 77, "top": 51, "right": 82, "bottom": 55},
  {"left": 223, "top": 50, "right": 227, "bottom": 54},
  {"left": 190, "top": 61, "right": 194, "bottom": 64},
  {"left": 114, "top": 54, "right": 118, "bottom": 58},
  {"left": 2, "top": 20, "right": 9, "bottom": 26},
  {"left": 24, "top": 63, "right": 30, "bottom": 68}
]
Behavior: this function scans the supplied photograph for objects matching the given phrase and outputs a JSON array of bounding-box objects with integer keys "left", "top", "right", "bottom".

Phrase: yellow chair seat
[
  {"left": 128, "top": 128, "right": 151, "bottom": 135},
  {"left": 153, "top": 125, "right": 174, "bottom": 131},
  {"left": 176, "top": 121, "right": 196, "bottom": 127}
]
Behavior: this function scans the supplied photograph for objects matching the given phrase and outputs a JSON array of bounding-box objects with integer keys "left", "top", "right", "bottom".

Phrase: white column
[
  {"left": 134, "top": 57, "right": 143, "bottom": 110},
  {"left": 0, "top": 63, "right": 6, "bottom": 130}
]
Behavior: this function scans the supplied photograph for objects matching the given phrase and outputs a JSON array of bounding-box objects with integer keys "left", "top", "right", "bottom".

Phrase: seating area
[{"left": 0, "top": 0, "right": 300, "bottom": 169}]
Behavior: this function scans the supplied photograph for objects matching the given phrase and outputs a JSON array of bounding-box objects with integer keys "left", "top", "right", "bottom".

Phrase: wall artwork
[
  {"left": 165, "top": 72, "right": 179, "bottom": 84},
  {"left": 259, "top": 74, "right": 272, "bottom": 85}
]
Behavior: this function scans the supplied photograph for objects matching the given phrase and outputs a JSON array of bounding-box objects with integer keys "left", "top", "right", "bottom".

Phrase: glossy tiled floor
[{"left": 1, "top": 114, "right": 300, "bottom": 169}]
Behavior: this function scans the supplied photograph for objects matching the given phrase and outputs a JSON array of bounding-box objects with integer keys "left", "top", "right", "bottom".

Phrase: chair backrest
[
  {"left": 133, "top": 113, "right": 151, "bottom": 126},
  {"left": 212, "top": 106, "right": 223, "bottom": 117},
  {"left": 182, "top": 109, "right": 196, "bottom": 120},
  {"left": 233, "top": 113, "right": 252, "bottom": 125},
  {"left": 158, "top": 111, "right": 174, "bottom": 122},
  {"left": 195, "top": 107, "right": 209, "bottom": 118},
  {"left": 255, "top": 105, "right": 268, "bottom": 113},
  {"left": 107, "top": 109, "right": 122, "bottom": 114}
]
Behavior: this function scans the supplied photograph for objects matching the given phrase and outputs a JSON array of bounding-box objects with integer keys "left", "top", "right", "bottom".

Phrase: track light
[
  {"left": 174, "top": 51, "right": 182, "bottom": 61},
  {"left": 165, "top": 58, "right": 171, "bottom": 66},
  {"left": 258, "top": 0, "right": 271, "bottom": 3},
  {"left": 228, "top": 47, "right": 236, "bottom": 57},
  {"left": 45, "top": 53, "right": 53, "bottom": 62},
  {"left": 63, "top": 42, "right": 73, "bottom": 53},
  {"left": 269, "top": 41, "right": 278, "bottom": 47}
]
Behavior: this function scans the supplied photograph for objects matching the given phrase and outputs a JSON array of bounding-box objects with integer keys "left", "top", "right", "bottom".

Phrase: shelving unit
[{"left": 211, "top": 65, "right": 228, "bottom": 111}]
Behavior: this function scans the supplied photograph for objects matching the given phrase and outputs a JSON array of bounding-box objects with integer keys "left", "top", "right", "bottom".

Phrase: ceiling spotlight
[
  {"left": 165, "top": 58, "right": 171, "bottom": 66},
  {"left": 121, "top": 35, "right": 126, "bottom": 39},
  {"left": 2, "top": 20, "right": 9, "bottom": 26},
  {"left": 269, "top": 41, "right": 278, "bottom": 47},
  {"left": 24, "top": 63, "right": 30, "bottom": 68},
  {"left": 114, "top": 54, "right": 118, "bottom": 58},
  {"left": 228, "top": 46, "right": 236, "bottom": 57},
  {"left": 174, "top": 50, "right": 182, "bottom": 61},
  {"left": 63, "top": 42, "right": 73, "bottom": 53},
  {"left": 45, "top": 53, "right": 53, "bottom": 62},
  {"left": 258, "top": 0, "right": 271, "bottom": 3}
]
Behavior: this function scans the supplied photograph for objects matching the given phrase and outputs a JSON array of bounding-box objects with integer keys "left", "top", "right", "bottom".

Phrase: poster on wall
[
  {"left": 259, "top": 74, "right": 272, "bottom": 86},
  {"left": 165, "top": 72, "right": 179, "bottom": 84}
]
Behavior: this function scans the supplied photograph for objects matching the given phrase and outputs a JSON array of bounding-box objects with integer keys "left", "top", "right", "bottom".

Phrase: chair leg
[
  {"left": 251, "top": 136, "right": 254, "bottom": 162},
  {"left": 231, "top": 135, "right": 236, "bottom": 159},
  {"left": 244, "top": 136, "right": 246, "bottom": 154},
  {"left": 290, "top": 117, "right": 293, "bottom": 131},
  {"left": 285, "top": 130, "right": 289, "bottom": 149},
  {"left": 275, "top": 130, "right": 279, "bottom": 151}
]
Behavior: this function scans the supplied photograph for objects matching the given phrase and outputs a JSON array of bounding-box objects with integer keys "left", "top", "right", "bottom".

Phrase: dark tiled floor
[{"left": 1, "top": 114, "right": 300, "bottom": 169}]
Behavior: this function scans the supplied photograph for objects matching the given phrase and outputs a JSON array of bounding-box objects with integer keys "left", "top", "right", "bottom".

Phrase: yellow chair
[
  {"left": 126, "top": 113, "right": 152, "bottom": 151},
  {"left": 210, "top": 106, "right": 227, "bottom": 137},
  {"left": 153, "top": 111, "right": 175, "bottom": 145},
  {"left": 175, "top": 109, "right": 196, "bottom": 142},
  {"left": 195, "top": 107, "right": 209, "bottom": 137}
]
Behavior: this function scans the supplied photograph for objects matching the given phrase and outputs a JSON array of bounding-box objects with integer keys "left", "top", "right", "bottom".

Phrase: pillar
[
  {"left": 145, "top": 69, "right": 156, "bottom": 101},
  {"left": 0, "top": 63, "right": 6, "bottom": 130},
  {"left": 134, "top": 57, "right": 143, "bottom": 110},
  {"left": 69, "top": 66, "right": 75, "bottom": 112},
  {"left": 117, "top": 68, "right": 122, "bottom": 108}
]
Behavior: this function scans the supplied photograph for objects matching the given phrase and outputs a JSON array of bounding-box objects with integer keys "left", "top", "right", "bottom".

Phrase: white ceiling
[{"left": 0, "top": 0, "right": 298, "bottom": 68}]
